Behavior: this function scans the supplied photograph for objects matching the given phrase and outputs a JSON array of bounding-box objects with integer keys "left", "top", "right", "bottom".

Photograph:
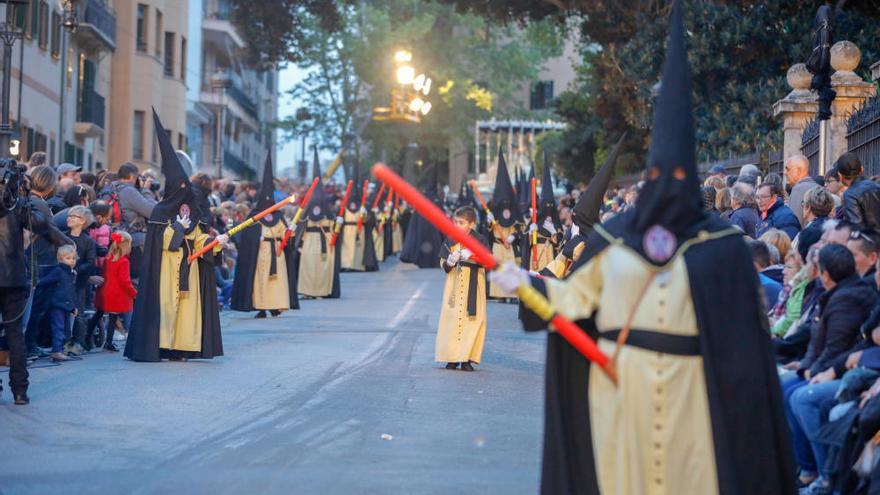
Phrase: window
[
  {"left": 28, "top": 0, "right": 38, "bottom": 40},
  {"left": 154, "top": 10, "right": 162, "bottom": 56},
  {"left": 49, "top": 138, "right": 55, "bottom": 165},
  {"left": 529, "top": 80, "right": 554, "bottom": 110},
  {"left": 266, "top": 72, "right": 273, "bottom": 92},
  {"left": 132, "top": 110, "right": 144, "bottom": 160},
  {"left": 163, "top": 32, "right": 174, "bottom": 77},
  {"left": 136, "top": 4, "right": 147, "bottom": 52},
  {"left": 178, "top": 132, "right": 185, "bottom": 151},
  {"left": 12, "top": 3, "right": 27, "bottom": 31},
  {"left": 180, "top": 37, "right": 187, "bottom": 81},
  {"left": 50, "top": 11, "right": 60, "bottom": 57},
  {"left": 151, "top": 126, "right": 157, "bottom": 163},
  {"left": 38, "top": 1, "right": 47, "bottom": 50}
]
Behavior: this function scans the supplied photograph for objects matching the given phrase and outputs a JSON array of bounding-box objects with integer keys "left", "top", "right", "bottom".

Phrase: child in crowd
[
  {"left": 92, "top": 232, "right": 137, "bottom": 352},
  {"left": 37, "top": 245, "right": 79, "bottom": 362},
  {"left": 435, "top": 207, "right": 488, "bottom": 372}
]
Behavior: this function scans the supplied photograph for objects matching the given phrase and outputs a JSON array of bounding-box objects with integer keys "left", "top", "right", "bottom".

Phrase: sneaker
[
  {"left": 68, "top": 343, "right": 85, "bottom": 356},
  {"left": 104, "top": 342, "right": 119, "bottom": 352},
  {"left": 51, "top": 352, "right": 70, "bottom": 362},
  {"left": 799, "top": 478, "right": 831, "bottom": 495}
]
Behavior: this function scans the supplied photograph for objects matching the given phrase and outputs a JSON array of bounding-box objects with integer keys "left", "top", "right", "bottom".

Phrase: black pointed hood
[
  {"left": 537, "top": 152, "right": 560, "bottom": 229},
  {"left": 150, "top": 108, "right": 194, "bottom": 226},
  {"left": 306, "top": 148, "right": 330, "bottom": 221},
  {"left": 491, "top": 149, "right": 523, "bottom": 227},
  {"left": 256, "top": 152, "right": 282, "bottom": 226},
  {"left": 572, "top": 134, "right": 625, "bottom": 232},
  {"left": 631, "top": 0, "right": 703, "bottom": 235},
  {"left": 347, "top": 162, "right": 362, "bottom": 212}
]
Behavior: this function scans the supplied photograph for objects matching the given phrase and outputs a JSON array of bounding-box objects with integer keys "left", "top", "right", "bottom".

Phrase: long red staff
[
  {"left": 356, "top": 180, "right": 369, "bottom": 233},
  {"left": 374, "top": 163, "right": 615, "bottom": 382},
  {"left": 530, "top": 177, "right": 538, "bottom": 270},
  {"left": 189, "top": 177, "right": 319, "bottom": 263},
  {"left": 330, "top": 180, "right": 353, "bottom": 248}
]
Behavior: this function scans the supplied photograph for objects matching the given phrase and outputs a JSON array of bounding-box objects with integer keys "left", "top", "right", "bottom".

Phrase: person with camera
[
  {"left": 104, "top": 162, "right": 157, "bottom": 280},
  {"left": 0, "top": 160, "right": 58, "bottom": 405}
]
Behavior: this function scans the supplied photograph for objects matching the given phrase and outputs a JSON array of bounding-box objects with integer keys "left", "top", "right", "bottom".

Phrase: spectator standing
[
  {"left": 91, "top": 232, "right": 137, "bottom": 352},
  {"left": 56, "top": 163, "right": 82, "bottom": 184},
  {"left": 37, "top": 245, "right": 79, "bottom": 362},
  {"left": 756, "top": 182, "right": 801, "bottom": 240},
  {"left": 728, "top": 182, "right": 759, "bottom": 237},
  {"left": 784, "top": 155, "right": 817, "bottom": 226},
  {"left": 837, "top": 152, "right": 880, "bottom": 231},
  {"left": 105, "top": 162, "right": 157, "bottom": 279}
]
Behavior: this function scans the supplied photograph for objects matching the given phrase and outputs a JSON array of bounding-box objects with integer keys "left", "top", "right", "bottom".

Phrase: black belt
[
  {"left": 600, "top": 329, "right": 700, "bottom": 356},
  {"left": 305, "top": 227, "right": 328, "bottom": 254},
  {"left": 179, "top": 239, "right": 194, "bottom": 292},
  {"left": 459, "top": 261, "right": 481, "bottom": 316},
  {"left": 262, "top": 237, "right": 284, "bottom": 275}
]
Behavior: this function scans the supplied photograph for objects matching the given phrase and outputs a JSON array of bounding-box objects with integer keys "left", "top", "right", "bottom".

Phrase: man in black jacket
[
  {"left": 838, "top": 152, "right": 880, "bottom": 232},
  {"left": 847, "top": 229, "right": 880, "bottom": 290},
  {"left": 0, "top": 161, "right": 55, "bottom": 405}
]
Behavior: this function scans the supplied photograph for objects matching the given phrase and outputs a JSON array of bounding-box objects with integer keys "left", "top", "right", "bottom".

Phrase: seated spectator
[
  {"left": 797, "top": 187, "right": 834, "bottom": 262},
  {"left": 729, "top": 182, "right": 759, "bottom": 237},
  {"left": 757, "top": 182, "right": 801, "bottom": 240},
  {"left": 847, "top": 229, "right": 880, "bottom": 289},
  {"left": 750, "top": 240, "right": 783, "bottom": 309},
  {"left": 761, "top": 228, "right": 793, "bottom": 265},
  {"left": 770, "top": 251, "right": 806, "bottom": 336},
  {"left": 776, "top": 245, "right": 824, "bottom": 364},
  {"left": 837, "top": 152, "right": 880, "bottom": 231},
  {"left": 821, "top": 219, "right": 853, "bottom": 247},
  {"left": 715, "top": 186, "right": 732, "bottom": 219}
]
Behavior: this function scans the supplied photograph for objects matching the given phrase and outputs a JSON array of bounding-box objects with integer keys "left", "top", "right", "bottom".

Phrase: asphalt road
[{"left": 0, "top": 257, "right": 546, "bottom": 495}]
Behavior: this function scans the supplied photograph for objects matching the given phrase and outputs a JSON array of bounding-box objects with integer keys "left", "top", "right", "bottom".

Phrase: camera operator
[
  {"left": 0, "top": 159, "right": 56, "bottom": 405},
  {"left": 104, "top": 162, "right": 157, "bottom": 280}
]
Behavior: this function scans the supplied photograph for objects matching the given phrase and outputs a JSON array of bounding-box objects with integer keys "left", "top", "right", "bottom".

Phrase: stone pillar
[
  {"left": 828, "top": 41, "right": 876, "bottom": 162},
  {"left": 772, "top": 63, "right": 817, "bottom": 159}
]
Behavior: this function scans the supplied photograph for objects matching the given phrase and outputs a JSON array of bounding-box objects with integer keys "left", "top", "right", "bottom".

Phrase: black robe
[
  {"left": 400, "top": 210, "right": 443, "bottom": 269},
  {"left": 520, "top": 212, "right": 795, "bottom": 495},
  {"left": 362, "top": 211, "right": 379, "bottom": 272},
  {"left": 229, "top": 220, "right": 300, "bottom": 312},
  {"left": 124, "top": 221, "right": 224, "bottom": 362}
]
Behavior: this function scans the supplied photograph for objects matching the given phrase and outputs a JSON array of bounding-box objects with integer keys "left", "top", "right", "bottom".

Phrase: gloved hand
[
  {"left": 175, "top": 214, "right": 191, "bottom": 230},
  {"left": 446, "top": 250, "right": 461, "bottom": 267},
  {"left": 460, "top": 248, "right": 472, "bottom": 261},
  {"left": 488, "top": 262, "right": 530, "bottom": 295},
  {"left": 216, "top": 234, "right": 230, "bottom": 246},
  {"left": 486, "top": 211, "right": 495, "bottom": 224},
  {"left": 570, "top": 224, "right": 580, "bottom": 237},
  {"left": 542, "top": 218, "right": 557, "bottom": 235},
  {"left": 529, "top": 223, "right": 538, "bottom": 234},
  {"left": 506, "top": 234, "right": 516, "bottom": 244},
  {"left": 336, "top": 216, "right": 344, "bottom": 225}
]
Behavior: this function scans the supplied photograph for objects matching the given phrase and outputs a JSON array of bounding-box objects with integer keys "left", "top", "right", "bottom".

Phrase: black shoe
[
  {"left": 460, "top": 362, "right": 475, "bottom": 372},
  {"left": 104, "top": 342, "right": 119, "bottom": 352},
  {"left": 445, "top": 362, "right": 459, "bottom": 370},
  {"left": 14, "top": 393, "right": 29, "bottom": 405},
  {"left": 255, "top": 310, "right": 267, "bottom": 319},
  {"left": 270, "top": 309, "right": 282, "bottom": 317}
]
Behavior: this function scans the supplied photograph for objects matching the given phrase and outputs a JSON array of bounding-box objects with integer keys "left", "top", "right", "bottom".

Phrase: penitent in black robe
[
  {"left": 229, "top": 219, "right": 300, "bottom": 312},
  {"left": 520, "top": 212, "right": 795, "bottom": 495},
  {"left": 400, "top": 209, "right": 443, "bottom": 268},
  {"left": 361, "top": 211, "right": 379, "bottom": 272}
]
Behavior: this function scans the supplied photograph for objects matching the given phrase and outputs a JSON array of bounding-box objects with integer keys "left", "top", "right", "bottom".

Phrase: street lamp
[
  {"left": 210, "top": 69, "right": 231, "bottom": 178},
  {"left": 295, "top": 107, "right": 311, "bottom": 182},
  {"left": 373, "top": 49, "right": 433, "bottom": 124},
  {"left": 0, "top": 1, "right": 26, "bottom": 158}
]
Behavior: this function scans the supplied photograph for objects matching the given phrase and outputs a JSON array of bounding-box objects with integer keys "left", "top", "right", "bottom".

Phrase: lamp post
[
  {"left": 295, "top": 107, "right": 310, "bottom": 182},
  {"left": 0, "top": 1, "right": 27, "bottom": 158},
  {"left": 210, "top": 69, "right": 231, "bottom": 178},
  {"left": 373, "top": 49, "right": 433, "bottom": 124}
]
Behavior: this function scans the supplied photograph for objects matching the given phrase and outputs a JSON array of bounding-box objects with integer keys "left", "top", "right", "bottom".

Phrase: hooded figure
[
  {"left": 360, "top": 183, "right": 381, "bottom": 272},
  {"left": 526, "top": 155, "right": 562, "bottom": 272},
  {"left": 297, "top": 150, "right": 341, "bottom": 298},
  {"left": 513, "top": 3, "right": 795, "bottom": 493},
  {"left": 124, "top": 110, "right": 224, "bottom": 362},
  {"left": 487, "top": 150, "right": 527, "bottom": 299},
  {"left": 230, "top": 153, "right": 300, "bottom": 316},
  {"left": 340, "top": 164, "right": 367, "bottom": 271},
  {"left": 399, "top": 183, "right": 444, "bottom": 269}
]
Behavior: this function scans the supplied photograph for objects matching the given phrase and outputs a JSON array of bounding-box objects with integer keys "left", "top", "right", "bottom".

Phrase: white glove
[
  {"left": 488, "top": 262, "right": 530, "bottom": 295},
  {"left": 570, "top": 224, "right": 580, "bottom": 237},
  {"left": 446, "top": 250, "right": 461, "bottom": 267},
  {"left": 486, "top": 211, "right": 495, "bottom": 224},
  {"left": 175, "top": 214, "right": 191, "bottom": 230},
  {"left": 336, "top": 216, "right": 344, "bottom": 225},
  {"left": 359, "top": 207, "right": 367, "bottom": 215},
  {"left": 460, "top": 248, "right": 472, "bottom": 261},
  {"left": 529, "top": 223, "right": 538, "bottom": 234},
  {"left": 506, "top": 234, "right": 516, "bottom": 244},
  {"left": 216, "top": 234, "right": 230, "bottom": 246},
  {"left": 542, "top": 218, "right": 557, "bottom": 235}
]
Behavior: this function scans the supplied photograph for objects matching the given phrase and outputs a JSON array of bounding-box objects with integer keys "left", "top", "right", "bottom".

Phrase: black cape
[
  {"left": 521, "top": 212, "right": 795, "bottom": 495},
  {"left": 229, "top": 219, "right": 300, "bottom": 311},
  {"left": 361, "top": 210, "right": 379, "bottom": 272},
  {"left": 124, "top": 221, "right": 224, "bottom": 362},
  {"left": 400, "top": 209, "right": 443, "bottom": 268}
]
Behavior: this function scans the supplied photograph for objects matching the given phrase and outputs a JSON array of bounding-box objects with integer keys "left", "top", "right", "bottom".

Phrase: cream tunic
[
  {"left": 528, "top": 233, "right": 557, "bottom": 272},
  {"left": 298, "top": 219, "right": 335, "bottom": 297},
  {"left": 159, "top": 226, "right": 209, "bottom": 352},
  {"left": 391, "top": 216, "right": 403, "bottom": 253},
  {"left": 488, "top": 224, "right": 520, "bottom": 299},
  {"left": 542, "top": 240, "right": 585, "bottom": 279},
  {"left": 435, "top": 243, "right": 487, "bottom": 364},
  {"left": 253, "top": 222, "right": 290, "bottom": 310},
  {"left": 373, "top": 216, "right": 386, "bottom": 262},
  {"left": 545, "top": 244, "right": 719, "bottom": 495},
  {"left": 340, "top": 209, "right": 365, "bottom": 271}
]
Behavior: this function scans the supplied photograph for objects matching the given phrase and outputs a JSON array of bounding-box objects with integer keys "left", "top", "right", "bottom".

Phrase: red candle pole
[
  {"left": 373, "top": 163, "right": 614, "bottom": 382},
  {"left": 356, "top": 180, "right": 369, "bottom": 233},
  {"left": 278, "top": 177, "right": 320, "bottom": 251},
  {"left": 330, "top": 180, "right": 353, "bottom": 248}
]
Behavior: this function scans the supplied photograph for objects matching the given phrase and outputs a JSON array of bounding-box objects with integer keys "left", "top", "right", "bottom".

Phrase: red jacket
[{"left": 95, "top": 255, "right": 137, "bottom": 313}]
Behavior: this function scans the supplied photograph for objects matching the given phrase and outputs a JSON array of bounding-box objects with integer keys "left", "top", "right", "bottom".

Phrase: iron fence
[{"left": 846, "top": 95, "right": 880, "bottom": 177}]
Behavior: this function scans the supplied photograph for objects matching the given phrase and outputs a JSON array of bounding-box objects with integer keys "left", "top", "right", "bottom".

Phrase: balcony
[
  {"left": 74, "top": 89, "right": 105, "bottom": 139},
  {"left": 223, "top": 150, "right": 256, "bottom": 179},
  {"left": 227, "top": 83, "right": 259, "bottom": 121},
  {"left": 202, "top": 0, "right": 244, "bottom": 51},
  {"left": 72, "top": 0, "right": 116, "bottom": 52}
]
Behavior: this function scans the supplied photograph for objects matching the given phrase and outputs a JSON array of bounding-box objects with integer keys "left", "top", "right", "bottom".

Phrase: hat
[
  {"left": 56, "top": 163, "right": 82, "bottom": 175},
  {"left": 708, "top": 165, "right": 725, "bottom": 175}
]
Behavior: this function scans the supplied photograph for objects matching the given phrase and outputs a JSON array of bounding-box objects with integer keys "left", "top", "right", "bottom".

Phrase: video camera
[{"left": 0, "top": 158, "right": 27, "bottom": 214}]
